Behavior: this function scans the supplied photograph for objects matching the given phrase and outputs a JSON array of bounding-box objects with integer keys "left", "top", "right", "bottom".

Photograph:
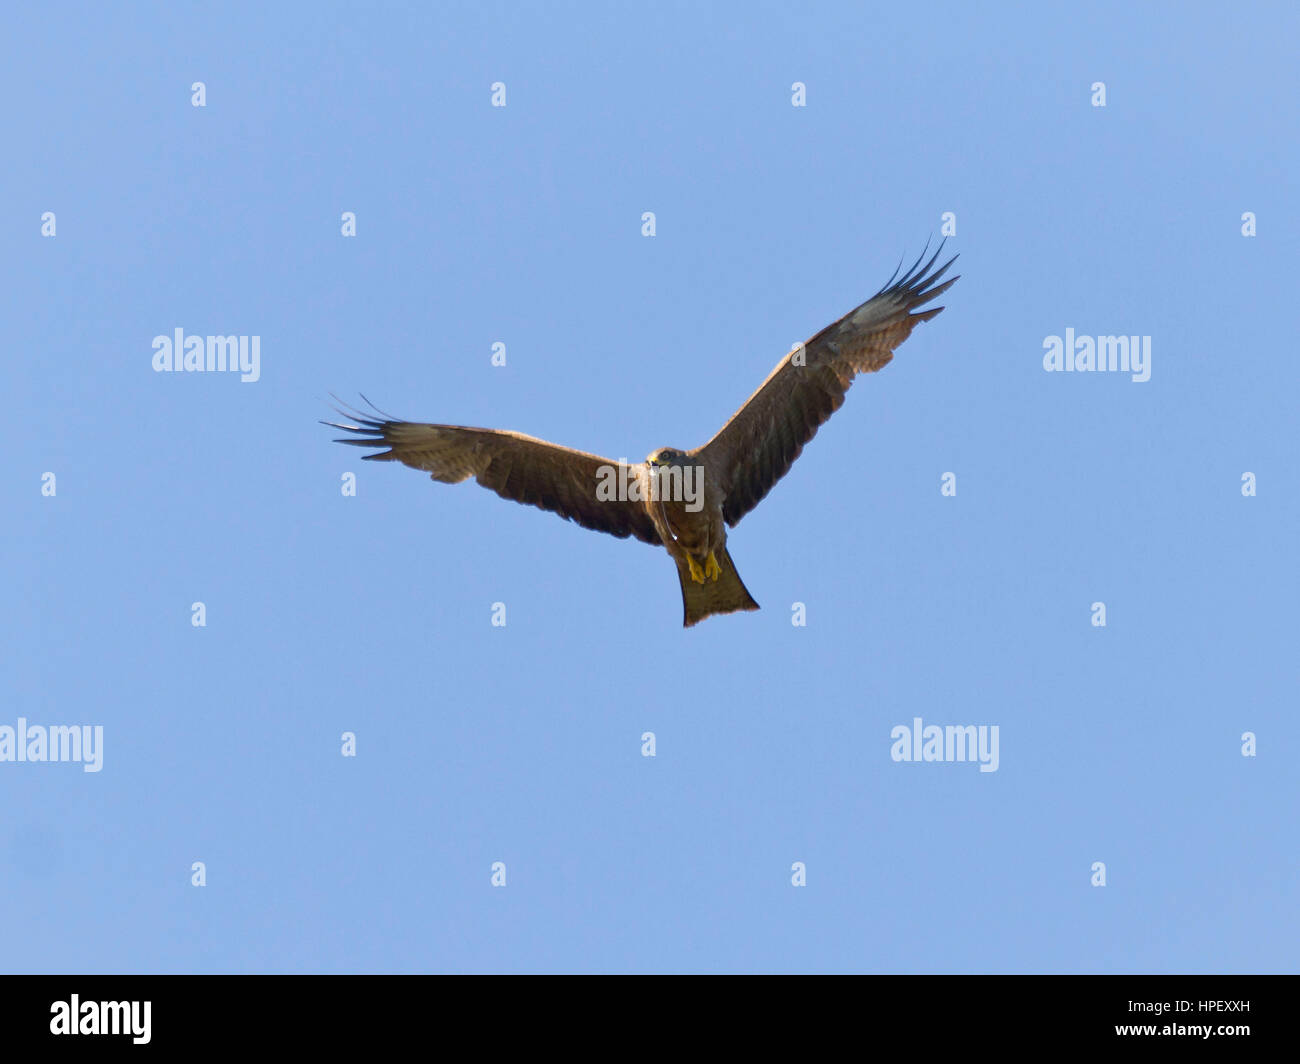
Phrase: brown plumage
[{"left": 325, "top": 243, "right": 957, "bottom": 626}]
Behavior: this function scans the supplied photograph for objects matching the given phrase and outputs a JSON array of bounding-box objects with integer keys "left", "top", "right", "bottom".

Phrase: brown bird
[{"left": 326, "top": 244, "right": 957, "bottom": 626}]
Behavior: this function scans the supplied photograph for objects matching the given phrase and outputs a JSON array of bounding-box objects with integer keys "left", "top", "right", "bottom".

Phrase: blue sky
[{"left": 3, "top": 2, "right": 1296, "bottom": 973}]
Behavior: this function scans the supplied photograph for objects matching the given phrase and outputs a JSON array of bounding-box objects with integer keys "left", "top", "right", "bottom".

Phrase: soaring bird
[{"left": 326, "top": 244, "right": 957, "bottom": 626}]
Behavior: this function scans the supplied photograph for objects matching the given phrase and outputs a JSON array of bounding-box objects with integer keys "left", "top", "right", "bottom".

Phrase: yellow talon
[
  {"left": 686, "top": 555, "right": 707, "bottom": 584},
  {"left": 704, "top": 551, "right": 722, "bottom": 582}
]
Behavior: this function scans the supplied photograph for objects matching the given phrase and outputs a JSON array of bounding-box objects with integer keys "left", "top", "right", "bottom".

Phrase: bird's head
[{"left": 647, "top": 447, "right": 686, "bottom": 469}]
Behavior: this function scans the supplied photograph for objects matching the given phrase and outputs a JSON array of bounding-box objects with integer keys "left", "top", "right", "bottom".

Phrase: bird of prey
[{"left": 327, "top": 244, "right": 957, "bottom": 626}]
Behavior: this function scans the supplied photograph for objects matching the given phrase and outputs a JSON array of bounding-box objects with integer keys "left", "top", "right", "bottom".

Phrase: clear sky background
[{"left": 3, "top": 2, "right": 1296, "bottom": 973}]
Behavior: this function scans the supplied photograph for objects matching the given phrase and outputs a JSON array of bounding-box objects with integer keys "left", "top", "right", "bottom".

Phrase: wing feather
[
  {"left": 326, "top": 406, "right": 660, "bottom": 545},
  {"left": 694, "top": 243, "right": 958, "bottom": 526}
]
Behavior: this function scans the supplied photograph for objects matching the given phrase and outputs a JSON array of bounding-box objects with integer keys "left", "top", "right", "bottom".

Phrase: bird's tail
[{"left": 676, "top": 545, "right": 760, "bottom": 628}]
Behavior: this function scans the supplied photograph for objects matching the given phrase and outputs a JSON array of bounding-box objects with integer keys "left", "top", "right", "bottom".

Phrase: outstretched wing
[
  {"left": 694, "top": 243, "right": 958, "bottom": 527},
  {"left": 326, "top": 403, "right": 660, "bottom": 545}
]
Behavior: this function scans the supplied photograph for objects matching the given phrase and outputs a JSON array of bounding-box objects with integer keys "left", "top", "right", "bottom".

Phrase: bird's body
[
  {"left": 636, "top": 453, "right": 756, "bottom": 626},
  {"left": 327, "top": 244, "right": 957, "bottom": 626}
]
